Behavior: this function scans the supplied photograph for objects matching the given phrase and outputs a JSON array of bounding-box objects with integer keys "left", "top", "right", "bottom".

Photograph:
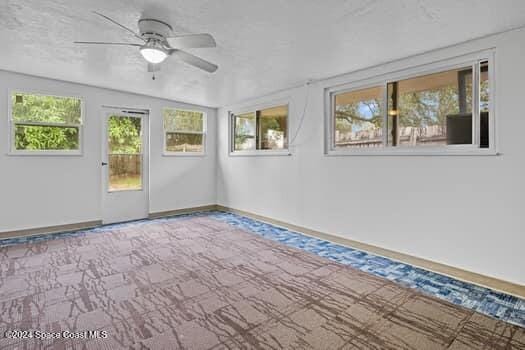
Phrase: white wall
[
  {"left": 217, "top": 28, "right": 525, "bottom": 285},
  {"left": 0, "top": 71, "right": 217, "bottom": 232}
]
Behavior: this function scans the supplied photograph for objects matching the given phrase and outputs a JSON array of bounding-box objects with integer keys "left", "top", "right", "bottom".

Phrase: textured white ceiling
[{"left": 1, "top": 0, "right": 525, "bottom": 107}]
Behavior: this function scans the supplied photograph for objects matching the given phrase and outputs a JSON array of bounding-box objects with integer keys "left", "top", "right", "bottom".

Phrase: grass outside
[{"left": 109, "top": 174, "right": 142, "bottom": 191}]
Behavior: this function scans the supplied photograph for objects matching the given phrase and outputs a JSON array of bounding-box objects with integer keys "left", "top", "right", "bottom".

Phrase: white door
[{"left": 102, "top": 107, "right": 149, "bottom": 224}]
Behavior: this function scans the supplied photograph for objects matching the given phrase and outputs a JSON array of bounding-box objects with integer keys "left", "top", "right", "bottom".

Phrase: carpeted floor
[{"left": 0, "top": 216, "right": 523, "bottom": 349}]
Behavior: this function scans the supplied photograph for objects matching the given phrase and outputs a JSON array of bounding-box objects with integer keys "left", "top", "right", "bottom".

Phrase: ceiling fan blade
[
  {"left": 92, "top": 11, "right": 144, "bottom": 42},
  {"left": 170, "top": 50, "right": 218, "bottom": 73},
  {"left": 148, "top": 63, "right": 160, "bottom": 72},
  {"left": 167, "top": 34, "right": 216, "bottom": 49},
  {"left": 74, "top": 41, "right": 142, "bottom": 47}
]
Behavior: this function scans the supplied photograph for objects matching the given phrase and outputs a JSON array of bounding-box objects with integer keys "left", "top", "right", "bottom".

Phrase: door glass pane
[
  {"left": 108, "top": 115, "right": 142, "bottom": 191},
  {"left": 388, "top": 67, "right": 473, "bottom": 146},
  {"left": 234, "top": 112, "right": 256, "bottom": 150},
  {"left": 334, "top": 86, "right": 383, "bottom": 148}
]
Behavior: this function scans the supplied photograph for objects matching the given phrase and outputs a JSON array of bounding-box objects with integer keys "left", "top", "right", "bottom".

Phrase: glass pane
[
  {"left": 108, "top": 115, "right": 142, "bottom": 191},
  {"left": 14, "top": 124, "right": 79, "bottom": 150},
  {"left": 108, "top": 116, "right": 142, "bottom": 153},
  {"left": 334, "top": 86, "right": 383, "bottom": 148},
  {"left": 163, "top": 109, "right": 203, "bottom": 132},
  {"left": 480, "top": 62, "right": 489, "bottom": 112},
  {"left": 388, "top": 67, "right": 473, "bottom": 146},
  {"left": 109, "top": 155, "right": 142, "bottom": 191},
  {"left": 480, "top": 61, "right": 489, "bottom": 148},
  {"left": 12, "top": 93, "right": 81, "bottom": 124},
  {"left": 166, "top": 132, "right": 204, "bottom": 152},
  {"left": 259, "top": 105, "right": 288, "bottom": 150},
  {"left": 234, "top": 112, "right": 256, "bottom": 150}
]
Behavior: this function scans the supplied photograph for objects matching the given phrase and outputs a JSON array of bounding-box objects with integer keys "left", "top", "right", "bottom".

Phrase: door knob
[{"left": 101, "top": 162, "right": 108, "bottom": 166}]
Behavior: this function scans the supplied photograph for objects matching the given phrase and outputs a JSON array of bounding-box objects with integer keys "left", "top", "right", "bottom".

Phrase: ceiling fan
[{"left": 75, "top": 11, "right": 218, "bottom": 76}]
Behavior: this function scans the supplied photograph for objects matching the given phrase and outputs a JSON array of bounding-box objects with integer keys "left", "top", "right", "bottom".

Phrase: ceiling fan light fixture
[
  {"left": 76, "top": 12, "right": 218, "bottom": 73},
  {"left": 140, "top": 46, "right": 168, "bottom": 64},
  {"left": 140, "top": 39, "right": 168, "bottom": 64}
]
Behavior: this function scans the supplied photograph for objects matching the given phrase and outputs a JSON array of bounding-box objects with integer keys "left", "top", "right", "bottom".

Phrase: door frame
[{"left": 101, "top": 106, "right": 150, "bottom": 224}]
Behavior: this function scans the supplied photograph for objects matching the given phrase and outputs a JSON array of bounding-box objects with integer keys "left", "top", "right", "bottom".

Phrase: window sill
[
  {"left": 229, "top": 150, "right": 292, "bottom": 157},
  {"left": 162, "top": 152, "right": 207, "bottom": 157},
  {"left": 7, "top": 150, "right": 83, "bottom": 157},
  {"left": 325, "top": 147, "right": 498, "bottom": 157}
]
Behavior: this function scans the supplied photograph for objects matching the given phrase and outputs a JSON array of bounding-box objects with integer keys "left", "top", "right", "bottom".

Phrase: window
[
  {"left": 234, "top": 112, "right": 256, "bottom": 150},
  {"left": 163, "top": 109, "right": 206, "bottom": 154},
  {"left": 327, "top": 52, "right": 494, "bottom": 155},
  {"left": 108, "top": 115, "right": 143, "bottom": 191},
  {"left": 334, "top": 86, "right": 384, "bottom": 148},
  {"left": 231, "top": 104, "right": 288, "bottom": 153},
  {"left": 9, "top": 92, "right": 82, "bottom": 153},
  {"left": 387, "top": 66, "right": 477, "bottom": 147}
]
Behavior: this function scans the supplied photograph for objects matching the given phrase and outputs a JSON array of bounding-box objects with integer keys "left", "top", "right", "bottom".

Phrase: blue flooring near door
[{"left": 1, "top": 210, "right": 524, "bottom": 328}]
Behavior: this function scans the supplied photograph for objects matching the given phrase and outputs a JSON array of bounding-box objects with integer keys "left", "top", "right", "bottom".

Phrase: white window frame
[
  {"left": 162, "top": 108, "right": 207, "bottom": 157},
  {"left": 324, "top": 49, "right": 496, "bottom": 156},
  {"left": 229, "top": 101, "right": 291, "bottom": 156},
  {"left": 7, "top": 90, "right": 84, "bottom": 156}
]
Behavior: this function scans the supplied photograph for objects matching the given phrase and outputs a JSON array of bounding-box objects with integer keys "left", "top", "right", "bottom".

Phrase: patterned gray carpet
[{"left": 0, "top": 216, "right": 523, "bottom": 349}]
